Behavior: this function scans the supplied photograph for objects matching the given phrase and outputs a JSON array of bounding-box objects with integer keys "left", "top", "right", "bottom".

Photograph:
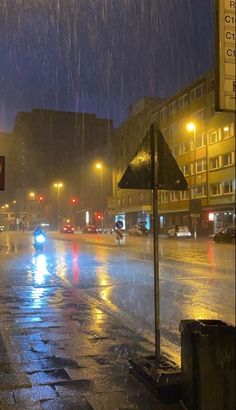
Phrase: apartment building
[{"left": 109, "top": 71, "right": 235, "bottom": 235}]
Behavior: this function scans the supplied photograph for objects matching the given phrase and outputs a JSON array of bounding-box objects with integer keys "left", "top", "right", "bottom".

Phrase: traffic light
[
  {"left": 96, "top": 213, "right": 103, "bottom": 221},
  {"left": 38, "top": 195, "right": 44, "bottom": 202},
  {"left": 71, "top": 197, "right": 79, "bottom": 205}
]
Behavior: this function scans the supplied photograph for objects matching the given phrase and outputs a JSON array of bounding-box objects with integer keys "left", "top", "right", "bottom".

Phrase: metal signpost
[
  {"left": 118, "top": 123, "right": 188, "bottom": 360},
  {"left": 216, "top": 0, "right": 236, "bottom": 112}
]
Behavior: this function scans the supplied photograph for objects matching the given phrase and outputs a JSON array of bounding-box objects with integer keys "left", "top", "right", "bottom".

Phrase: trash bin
[{"left": 179, "top": 319, "right": 235, "bottom": 410}]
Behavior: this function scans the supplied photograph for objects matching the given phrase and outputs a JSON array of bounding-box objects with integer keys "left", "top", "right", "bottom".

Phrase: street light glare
[
  {"left": 186, "top": 122, "right": 196, "bottom": 132},
  {"left": 96, "top": 163, "right": 102, "bottom": 170},
  {"left": 29, "top": 192, "right": 35, "bottom": 198},
  {"left": 54, "top": 182, "right": 63, "bottom": 188}
]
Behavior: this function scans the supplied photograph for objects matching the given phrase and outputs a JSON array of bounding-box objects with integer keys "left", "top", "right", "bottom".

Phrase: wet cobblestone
[{"left": 0, "top": 264, "right": 181, "bottom": 409}]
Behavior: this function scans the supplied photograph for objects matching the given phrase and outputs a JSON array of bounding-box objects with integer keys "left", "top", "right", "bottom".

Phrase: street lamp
[
  {"left": 186, "top": 122, "right": 197, "bottom": 239},
  {"left": 54, "top": 182, "right": 63, "bottom": 230},
  {"left": 95, "top": 162, "right": 103, "bottom": 227}
]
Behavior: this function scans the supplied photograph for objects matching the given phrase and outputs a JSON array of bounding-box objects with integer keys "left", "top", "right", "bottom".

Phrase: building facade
[
  {"left": 109, "top": 71, "right": 235, "bottom": 235},
  {"left": 10, "top": 109, "right": 113, "bottom": 229}
]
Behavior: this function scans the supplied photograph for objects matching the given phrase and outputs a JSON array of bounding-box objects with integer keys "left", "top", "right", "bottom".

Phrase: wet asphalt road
[{"left": 0, "top": 231, "right": 235, "bottom": 359}]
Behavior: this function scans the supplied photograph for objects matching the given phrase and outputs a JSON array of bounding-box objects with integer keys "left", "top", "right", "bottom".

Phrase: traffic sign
[
  {"left": 216, "top": 0, "right": 236, "bottom": 111},
  {"left": 115, "top": 220, "right": 123, "bottom": 229}
]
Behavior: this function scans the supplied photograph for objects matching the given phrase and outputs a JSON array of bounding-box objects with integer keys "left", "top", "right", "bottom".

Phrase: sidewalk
[{"left": 0, "top": 261, "right": 182, "bottom": 409}]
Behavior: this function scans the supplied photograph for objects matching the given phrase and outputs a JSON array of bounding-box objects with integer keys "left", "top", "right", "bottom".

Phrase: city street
[{"left": 1, "top": 231, "right": 235, "bottom": 362}]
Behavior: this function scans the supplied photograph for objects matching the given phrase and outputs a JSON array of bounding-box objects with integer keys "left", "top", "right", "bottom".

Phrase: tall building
[
  {"left": 11, "top": 109, "right": 113, "bottom": 228},
  {"left": 109, "top": 71, "right": 235, "bottom": 235}
]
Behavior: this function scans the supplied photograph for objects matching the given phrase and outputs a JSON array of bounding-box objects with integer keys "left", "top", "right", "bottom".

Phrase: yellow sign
[{"left": 216, "top": 0, "right": 236, "bottom": 111}]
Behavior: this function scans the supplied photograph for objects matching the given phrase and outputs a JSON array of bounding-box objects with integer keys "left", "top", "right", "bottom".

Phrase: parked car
[
  {"left": 128, "top": 225, "right": 143, "bottom": 236},
  {"left": 167, "top": 225, "right": 192, "bottom": 238},
  {"left": 82, "top": 225, "right": 97, "bottom": 234},
  {"left": 60, "top": 224, "right": 75, "bottom": 233},
  {"left": 213, "top": 226, "right": 235, "bottom": 243}
]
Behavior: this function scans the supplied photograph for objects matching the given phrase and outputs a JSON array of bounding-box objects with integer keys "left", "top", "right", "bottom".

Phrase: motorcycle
[{"left": 33, "top": 231, "right": 46, "bottom": 252}]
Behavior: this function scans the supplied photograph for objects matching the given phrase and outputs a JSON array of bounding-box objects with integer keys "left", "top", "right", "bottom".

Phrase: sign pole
[{"left": 150, "top": 123, "right": 161, "bottom": 360}]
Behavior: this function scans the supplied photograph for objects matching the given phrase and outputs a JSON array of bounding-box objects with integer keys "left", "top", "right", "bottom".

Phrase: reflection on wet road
[{"left": 0, "top": 232, "right": 235, "bottom": 358}]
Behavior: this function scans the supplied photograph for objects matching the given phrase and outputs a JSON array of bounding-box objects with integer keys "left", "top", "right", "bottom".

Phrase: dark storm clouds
[{"left": 0, "top": 0, "right": 214, "bottom": 131}]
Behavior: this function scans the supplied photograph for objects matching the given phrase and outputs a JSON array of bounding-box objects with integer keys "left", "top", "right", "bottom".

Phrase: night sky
[{"left": 0, "top": 0, "right": 214, "bottom": 131}]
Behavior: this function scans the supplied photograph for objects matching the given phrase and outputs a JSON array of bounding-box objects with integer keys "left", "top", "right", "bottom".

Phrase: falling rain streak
[{"left": 0, "top": 0, "right": 214, "bottom": 131}]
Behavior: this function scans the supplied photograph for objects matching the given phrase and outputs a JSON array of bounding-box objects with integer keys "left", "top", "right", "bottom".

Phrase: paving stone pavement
[{"left": 0, "top": 266, "right": 182, "bottom": 410}]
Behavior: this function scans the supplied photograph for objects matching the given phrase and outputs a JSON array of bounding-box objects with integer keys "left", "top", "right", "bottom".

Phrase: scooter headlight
[{"left": 35, "top": 234, "right": 45, "bottom": 244}]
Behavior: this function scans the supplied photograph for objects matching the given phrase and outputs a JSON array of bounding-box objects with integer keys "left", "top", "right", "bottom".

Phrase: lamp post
[
  {"left": 186, "top": 122, "right": 197, "bottom": 239},
  {"left": 95, "top": 162, "right": 103, "bottom": 228},
  {"left": 54, "top": 183, "right": 63, "bottom": 231}
]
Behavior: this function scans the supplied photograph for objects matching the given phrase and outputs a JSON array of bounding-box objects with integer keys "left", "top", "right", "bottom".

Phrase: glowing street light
[
  {"left": 54, "top": 183, "right": 63, "bottom": 230},
  {"left": 95, "top": 162, "right": 103, "bottom": 227}
]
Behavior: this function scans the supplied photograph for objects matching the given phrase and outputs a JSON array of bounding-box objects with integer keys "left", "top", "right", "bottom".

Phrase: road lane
[{"left": 0, "top": 231, "right": 235, "bottom": 361}]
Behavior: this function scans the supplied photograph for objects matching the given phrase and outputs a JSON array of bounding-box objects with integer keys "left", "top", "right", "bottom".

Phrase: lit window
[
  {"left": 196, "top": 158, "right": 206, "bottom": 173},
  {"left": 210, "top": 182, "right": 221, "bottom": 196},
  {"left": 196, "top": 133, "right": 207, "bottom": 148},
  {"left": 222, "top": 126, "right": 230, "bottom": 139},
  {"left": 195, "top": 185, "right": 207, "bottom": 197},
  {"left": 171, "top": 145, "right": 178, "bottom": 157},
  {"left": 222, "top": 152, "right": 234, "bottom": 167},
  {"left": 223, "top": 181, "right": 233, "bottom": 194},
  {"left": 170, "top": 191, "right": 179, "bottom": 202},
  {"left": 160, "top": 191, "right": 169, "bottom": 203},
  {"left": 209, "top": 156, "right": 220, "bottom": 170},
  {"left": 180, "top": 190, "right": 190, "bottom": 200},
  {"left": 181, "top": 164, "right": 190, "bottom": 176},
  {"left": 179, "top": 141, "right": 190, "bottom": 154},
  {"left": 209, "top": 130, "right": 219, "bottom": 144}
]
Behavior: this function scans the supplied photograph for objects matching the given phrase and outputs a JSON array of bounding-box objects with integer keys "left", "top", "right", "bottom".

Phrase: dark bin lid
[{"left": 179, "top": 319, "right": 235, "bottom": 336}]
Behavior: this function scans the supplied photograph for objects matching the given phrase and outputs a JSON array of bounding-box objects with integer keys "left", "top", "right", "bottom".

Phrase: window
[
  {"left": 210, "top": 182, "right": 221, "bottom": 196},
  {"left": 222, "top": 125, "right": 233, "bottom": 140},
  {"left": 190, "top": 82, "right": 206, "bottom": 102},
  {"left": 209, "top": 130, "right": 219, "bottom": 144},
  {"left": 128, "top": 196, "right": 132, "bottom": 205},
  {"left": 223, "top": 180, "right": 233, "bottom": 194},
  {"left": 179, "top": 94, "right": 189, "bottom": 109},
  {"left": 160, "top": 107, "right": 168, "bottom": 121},
  {"left": 190, "top": 162, "right": 195, "bottom": 175},
  {"left": 169, "top": 123, "right": 178, "bottom": 136},
  {"left": 170, "top": 191, "right": 179, "bottom": 202},
  {"left": 180, "top": 190, "right": 190, "bottom": 200},
  {"left": 209, "top": 156, "right": 220, "bottom": 170},
  {"left": 171, "top": 145, "right": 178, "bottom": 157},
  {"left": 160, "top": 191, "right": 169, "bottom": 203},
  {"left": 196, "top": 133, "right": 207, "bottom": 148},
  {"left": 179, "top": 141, "right": 190, "bottom": 154},
  {"left": 222, "top": 152, "right": 234, "bottom": 167},
  {"left": 181, "top": 164, "right": 190, "bottom": 176},
  {"left": 169, "top": 100, "right": 178, "bottom": 115},
  {"left": 195, "top": 185, "right": 207, "bottom": 197},
  {"left": 196, "top": 158, "right": 206, "bottom": 173},
  {"left": 121, "top": 197, "right": 125, "bottom": 205},
  {"left": 192, "top": 108, "right": 206, "bottom": 122}
]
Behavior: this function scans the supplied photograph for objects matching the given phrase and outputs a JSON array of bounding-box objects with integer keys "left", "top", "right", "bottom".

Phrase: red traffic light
[
  {"left": 39, "top": 195, "right": 44, "bottom": 202},
  {"left": 71, "top": 197, "right": 79, "bottom": 205}
]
